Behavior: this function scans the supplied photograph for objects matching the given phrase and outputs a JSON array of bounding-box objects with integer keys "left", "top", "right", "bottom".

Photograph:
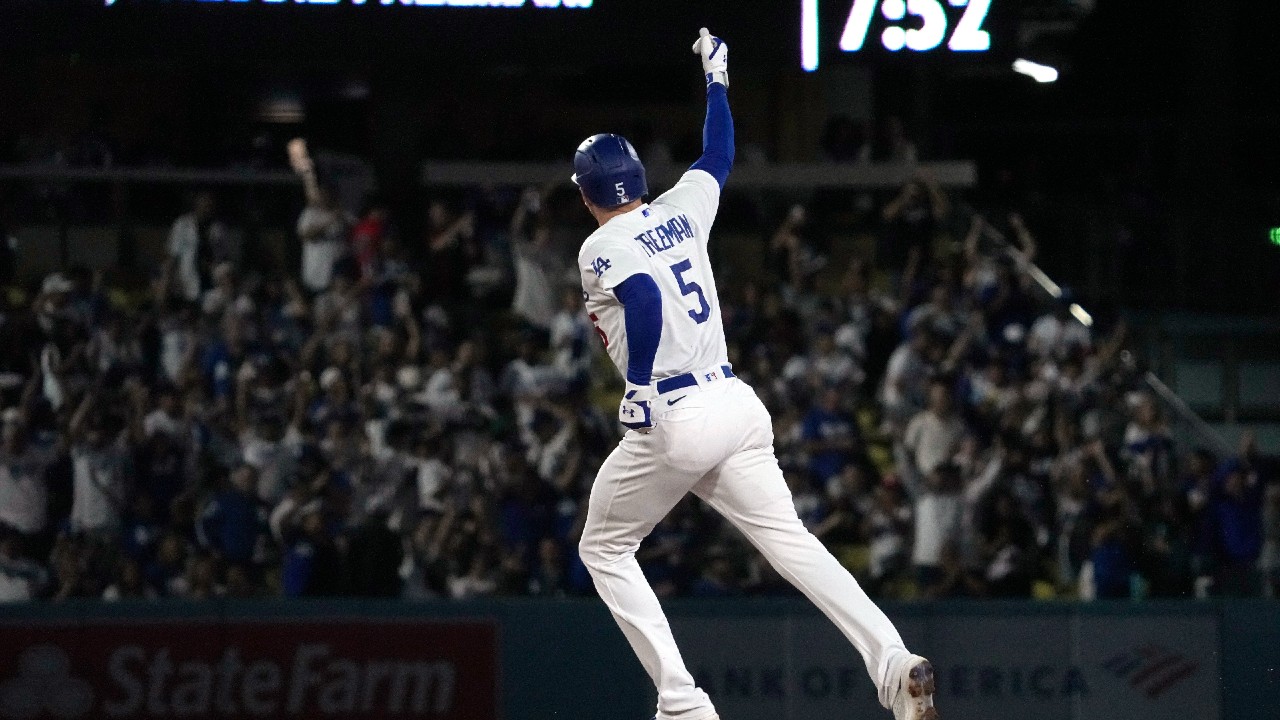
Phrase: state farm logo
[
  {"left": 103, "top": 643, "right": 455, "bottom": 717},
  {"left": 0, "top": 645, "right": 94, "bottom": 720},
  {"left": 1100, "top": 645, "right": 1199, "bottom": 699},
  {"left": 1, "top": 642, "right": 458, "bottom": 719},
  {"left": 0, "top": 621, "right": 494, "bottom": 720}
]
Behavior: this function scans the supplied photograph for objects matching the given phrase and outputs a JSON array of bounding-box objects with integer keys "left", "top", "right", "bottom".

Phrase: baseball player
[{"left": 571, "top": 28, "right": 939, "bottom": 720}]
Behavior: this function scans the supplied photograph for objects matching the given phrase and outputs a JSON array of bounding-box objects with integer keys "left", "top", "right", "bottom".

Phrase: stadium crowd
[{"left": 0, "top": 155, "right": 1276, "bottom": 605}]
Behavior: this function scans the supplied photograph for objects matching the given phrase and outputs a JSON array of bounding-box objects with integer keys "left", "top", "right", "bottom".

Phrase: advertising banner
[
  {"left": 0, "top": 618, "right": 498, "bottom": 720},
  {"left": 672, "top": 611, "right": 1220, "bottom": 720}
]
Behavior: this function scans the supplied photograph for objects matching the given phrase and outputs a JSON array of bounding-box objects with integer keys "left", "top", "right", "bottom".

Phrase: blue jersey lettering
[{"left": 633, "top": 214, "right": 694, "bottom": 257}]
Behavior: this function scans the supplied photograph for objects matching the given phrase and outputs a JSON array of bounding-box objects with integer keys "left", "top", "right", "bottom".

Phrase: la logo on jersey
[
  {"left": 615, "top": 181, "right": 628, "bottom": 203},
  {"left": 592, "top": 256, "right": 612, "bottom": 277}
]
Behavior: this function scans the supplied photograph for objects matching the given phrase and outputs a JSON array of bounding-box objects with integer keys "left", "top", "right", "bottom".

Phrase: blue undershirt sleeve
[
  {"left": 689, "top": 83, "right": 735, "bottom": 189},
  {"left": 613, "top": 272, "right": 664, "bottom": 386}
]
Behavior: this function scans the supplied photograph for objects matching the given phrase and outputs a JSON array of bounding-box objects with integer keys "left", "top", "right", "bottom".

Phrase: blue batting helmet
[{"left": 571, "top": 134, "right": 647, "bottom": 209}]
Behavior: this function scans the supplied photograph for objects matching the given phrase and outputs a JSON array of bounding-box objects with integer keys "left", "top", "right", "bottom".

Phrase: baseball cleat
[{"left": 890, "top": 656, "right": 938, "bottom": 720}]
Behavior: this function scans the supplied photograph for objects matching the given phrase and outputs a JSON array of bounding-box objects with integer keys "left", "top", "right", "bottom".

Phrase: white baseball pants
[{"left": 579, "top": 375, "right": 910, "bottom": 720}]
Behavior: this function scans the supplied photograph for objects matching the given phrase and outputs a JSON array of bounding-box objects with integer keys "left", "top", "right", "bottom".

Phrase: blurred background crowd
[
  {"left": 1, "top": 134, "right": 1276, "bottom": 605},
  {"left": 1, "top": 0, "right": 1278, "bottom": 607}
]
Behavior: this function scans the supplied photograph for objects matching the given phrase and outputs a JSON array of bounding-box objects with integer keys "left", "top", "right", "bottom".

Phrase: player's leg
[
  {"left": 579, "top": 431, "right": 716, "bottom": 720},
  {"left": 690, "top": 382, "right": 927, "bottom": 715}
]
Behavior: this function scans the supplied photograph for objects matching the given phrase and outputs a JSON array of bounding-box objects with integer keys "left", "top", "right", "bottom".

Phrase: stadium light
[
  {"left": 1068, "top": 303, "right": 1094, "bottom": 328},
  {"left": 1013, "top": 58, "right": 1059, "bottom": 83},
  {"left": 801, "top": 0, "right": 820, "bottom": 71},
  {"left": 1270, "top": 227, "right": 1280, "bottom": 246}
]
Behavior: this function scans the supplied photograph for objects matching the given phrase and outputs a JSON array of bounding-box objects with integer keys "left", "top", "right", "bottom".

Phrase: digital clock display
[{"left": 802, "top": 0, "right": 993, "bottom": 71}]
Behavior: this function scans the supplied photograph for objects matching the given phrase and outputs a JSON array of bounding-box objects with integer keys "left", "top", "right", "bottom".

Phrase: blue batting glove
[{"left": 619, "top": 381, "right": 655, "bottom": 433}]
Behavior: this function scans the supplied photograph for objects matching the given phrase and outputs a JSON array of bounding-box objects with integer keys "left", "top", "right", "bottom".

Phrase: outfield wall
[{"left": 0, "top": 599, "right": 1275, "bottom": 720}]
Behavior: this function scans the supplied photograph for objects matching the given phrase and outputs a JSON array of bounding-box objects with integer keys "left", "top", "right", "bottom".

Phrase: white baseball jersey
[{"left": 578, "top": 169, "right": 727, "bottom": 383}]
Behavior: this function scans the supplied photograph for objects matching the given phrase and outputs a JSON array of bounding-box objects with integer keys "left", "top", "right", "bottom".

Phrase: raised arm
[
  {"left": 287, "top": 138, "right": 323, "bottom": 207},
  {"left": 689, "top": 28, "right": 735, "bottom": 189}
]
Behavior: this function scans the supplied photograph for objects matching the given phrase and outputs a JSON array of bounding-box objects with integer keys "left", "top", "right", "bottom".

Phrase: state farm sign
[{"left": 0, "top": 618, "right": 497, "bottom": 720}]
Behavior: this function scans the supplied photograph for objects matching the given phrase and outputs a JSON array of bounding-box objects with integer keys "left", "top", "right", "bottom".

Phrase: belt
[{"left": 655, "top": 365, "right": 735, "bottom": 395}]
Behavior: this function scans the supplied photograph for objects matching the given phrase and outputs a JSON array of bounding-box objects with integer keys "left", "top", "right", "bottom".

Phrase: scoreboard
[{"left": 803, "top": 0, "right": 997, "bottom": 70}]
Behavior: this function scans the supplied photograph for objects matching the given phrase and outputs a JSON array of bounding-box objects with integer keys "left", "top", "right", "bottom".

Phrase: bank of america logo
[
  {"left": 0, "top": 645, "right": 93, "bottom": 719},
  {"left": 1100, "top": 644, "right": 1198, "bottom": 699}
]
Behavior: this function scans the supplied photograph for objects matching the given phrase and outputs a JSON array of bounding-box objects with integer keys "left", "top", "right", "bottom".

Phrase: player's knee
[
  {"left": 578, "top": 532, "right": 605, "bottom": 569},
  {"left": 578, "top": 531, "right": 625, "bottom": 571}
]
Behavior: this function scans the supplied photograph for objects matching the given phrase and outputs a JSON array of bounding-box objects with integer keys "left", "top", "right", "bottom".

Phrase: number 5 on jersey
[{"left": 670, "top": 259, "right": 710, "bottom": 324}]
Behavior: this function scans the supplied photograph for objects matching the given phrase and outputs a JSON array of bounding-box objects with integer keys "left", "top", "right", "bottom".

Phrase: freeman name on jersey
[{"left": 633, "top": 213, "right": 695, "bottom": 257}]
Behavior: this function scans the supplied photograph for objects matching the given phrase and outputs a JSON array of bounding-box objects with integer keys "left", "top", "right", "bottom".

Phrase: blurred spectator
[
  {"left": 1082, "top": 492, "right": 1138, "bottom": 600},
  {"left": 297, "top": 185, "right": 354, "bottom": 295},
  {"left": 67, "top": 389, "right": 134, "bottom": 538},
  {"left": 784, "top": 332, "right": 863, "bottom": 393},
  {"left": 0, "top": 406, "right": 54, "bottom": 551},
  {"left": 448, "top": 542, "right": 499, "bottom": 600},
  {"left": 770, "top": 205, "right": 827, "bottom": 313},
  {"left": 166, "top": 192, "right": 236, "bottom": 303},
  {"left": 1028, "top": 293, "right": 1091, "bottom": 362},
  {"left": 976, "top": 256, "right": 1036, "bottom": 357},
  {"left": 145, "top": 532, "right": 191, "bottom": 598},
  {"left": 200, "top": 263, "right": 254, "bottom": 320},
  {"left": 922, "top": 542, "right": 986, "bottom": 599},
  {"left": 527, "top": 537, "right": 569, "bottom": 597},
  {"left": 879, "top": 329, "right": 938, "bottom": 432},
  {"left": 638, "top": 512, "right": 695, "bottom": 598},
  {"left": 0, "top": 535, "right": 48, "bottom": 602},
  {"left": 195, "top": 465, "right": 268, "bottom": 568},
  {"left": 1181, "top": 447, "right": 1218, "bottom": 589},
  {"left": 979, "top": 490, "right": 1037, "bottom": 598},
  {"left": 400, "top": 510, "right": 452, "bottom": 599},
  {"left": 906, "top": 463, "right": 964, "bottom": 589},
  {"left": 865, "top": 483, "right": 911, "bottom": 593},
  {"left": 291, "top": 140, "right": 354, "bottom": 295},
  {"left": 350, "top": 194, "right": 391, "bottom": 283},
  {"left": 549, "top": 287, "right": 595, "bottom": 389},
  {"left": 801, "top": 387, "right": 865, "bottom": 486},
  {"left": 902, "top": 380, "right": 966, "bottom": 480},
  {"left": 225, "top": 564, "right": 259, "bottom": 599},
  {"left": 1122, "top": 392, "right": 1175, "bottom": 493},
  {"left": 691, "top": 549, "right": 743, "bottom": 598},
  {"left": 102, "top": 557, "right": 157, "bottom": 601},
  {"left": 510, "top": 187, "right": 571, "bottom": 333},
  {"left": 1208, "top": 439, "right": 1266, "bottom": 596},
  {"left": 880, "top": 170, "right": 948, "bottom": 285},
  {"left": 281, "top": 502, "right": 347, "bottom": 598},
  {"left": 787, "top": 469, "right": 826, "bottom": 530},
  {"left": 424, "top": 199, "right": 478, "bottom": 311},
  {"left": 182, "top": 554, "right": 225, "bottom": 601}
]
